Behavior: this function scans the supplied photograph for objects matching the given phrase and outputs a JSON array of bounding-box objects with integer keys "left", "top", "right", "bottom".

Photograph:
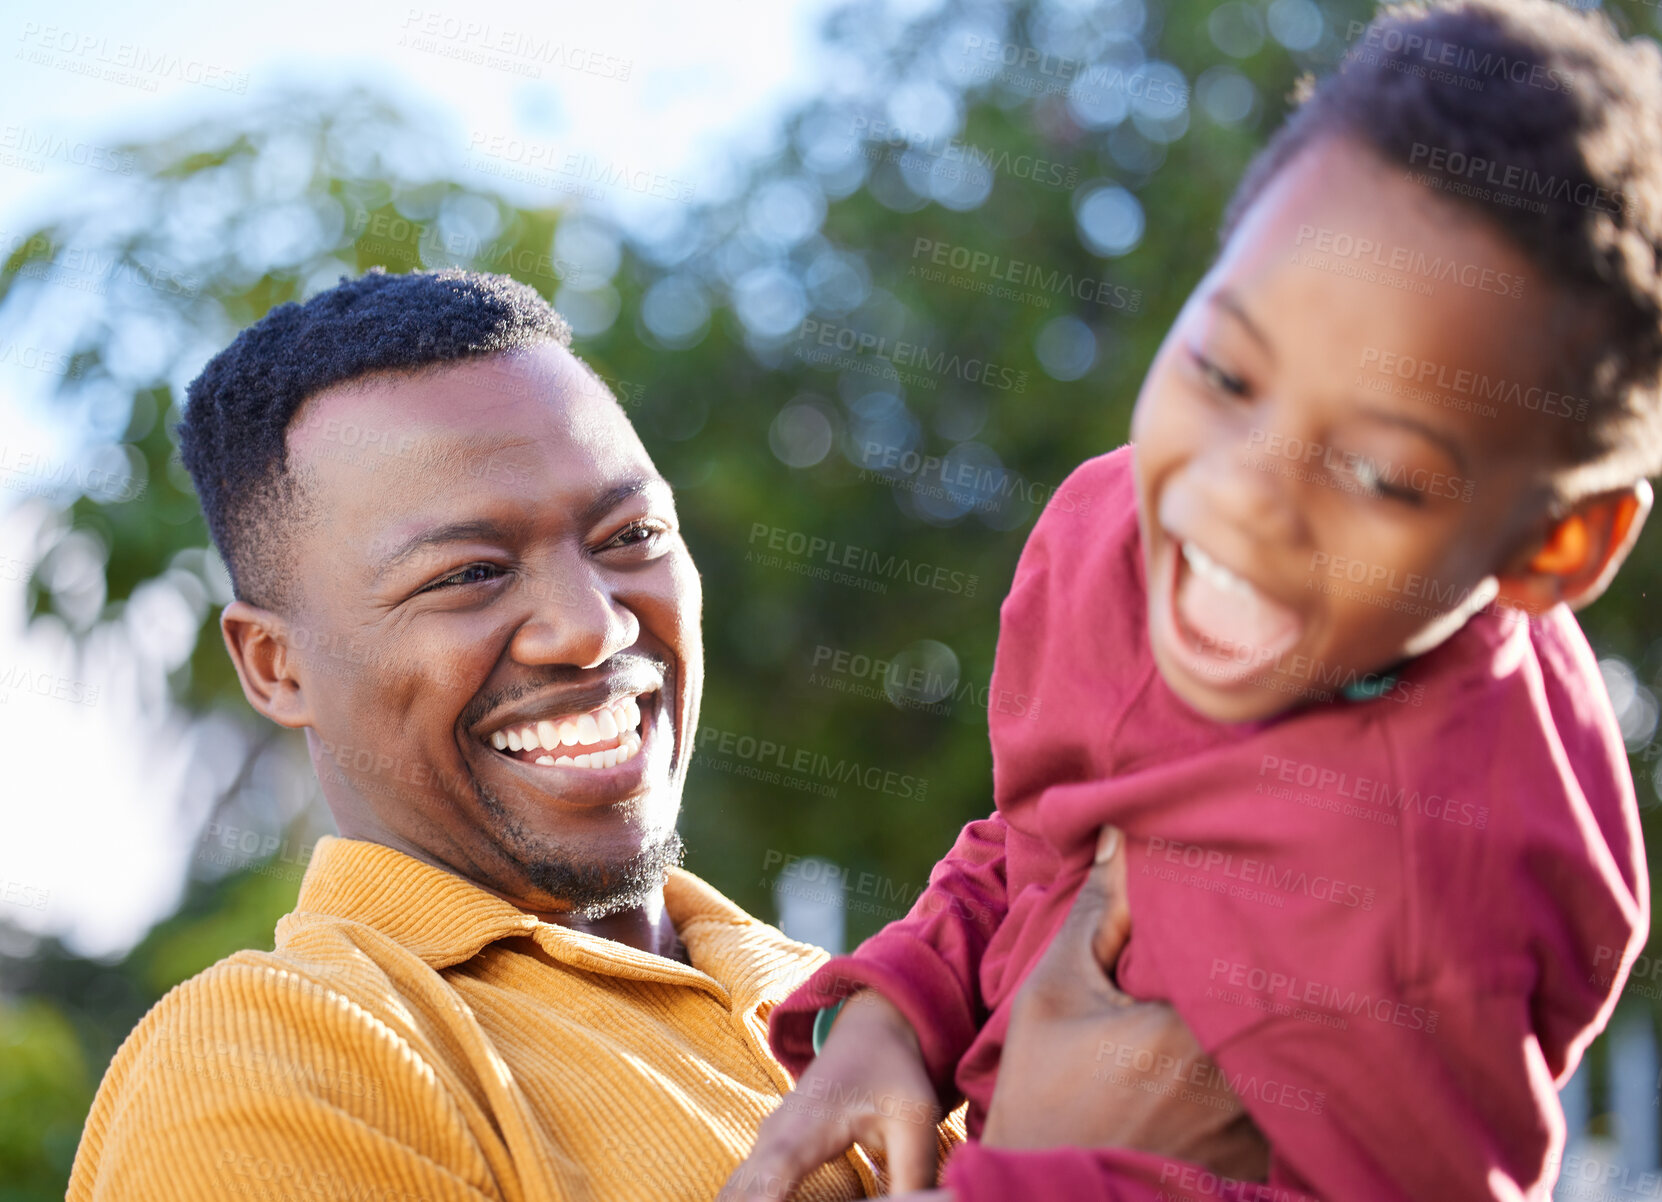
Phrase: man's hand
[
  {"left": 982, "top": 827, "right": 1268, "bottom": 1179},
  {"left": 721, "top": 990, "right": 943, "bottom": 1201}
]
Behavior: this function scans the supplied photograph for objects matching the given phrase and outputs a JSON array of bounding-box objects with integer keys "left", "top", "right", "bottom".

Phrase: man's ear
[
  {"left": 1495, "top": 480, "right": 1652, "bottom": 615},
  {"left": 221, "top": 600, "right": 314, "bottom": 729}
]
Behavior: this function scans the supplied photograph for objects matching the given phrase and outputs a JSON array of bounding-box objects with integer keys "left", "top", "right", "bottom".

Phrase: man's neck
[
  {"left": 549, "top": 896, "right": 689, "bottom": 964},
  {"left": 330, "top": 818, "right": 691, "bottom": 964}
]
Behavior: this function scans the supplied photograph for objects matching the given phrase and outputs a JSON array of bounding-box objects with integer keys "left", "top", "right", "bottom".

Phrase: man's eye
[
  {"left": 608, "top": 520, "right": 668, "bottom": 550},
  {"left": 427, "top": 563, "right": 505, "bottom": 591},
  {"left": 1188, "top": 349, "right": 1248, "bottom": 397}
]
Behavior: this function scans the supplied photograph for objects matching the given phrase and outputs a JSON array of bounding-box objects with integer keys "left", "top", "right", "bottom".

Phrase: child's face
[{"left": 1130, "top": 135, "right": 1569, "bottom": 724}]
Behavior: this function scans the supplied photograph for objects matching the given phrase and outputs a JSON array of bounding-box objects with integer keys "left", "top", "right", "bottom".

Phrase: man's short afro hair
[
  {"left": 1219, "top": 0, "right": 1662, "bottom": 500},
  {"left": 177, "top": 268, "right": 572, "bottom": 609}
]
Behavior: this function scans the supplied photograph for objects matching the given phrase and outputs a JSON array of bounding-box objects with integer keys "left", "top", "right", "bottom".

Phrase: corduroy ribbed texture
[{"left": 67, "top": 835, "right": 957, "bottom": 1200}]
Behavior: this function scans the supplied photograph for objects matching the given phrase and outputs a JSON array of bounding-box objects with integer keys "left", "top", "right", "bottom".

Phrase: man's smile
[
  {"left": 465, "top": 667, "right": 678, "bottom": 808},
  {"left": 485, "top": 692, "right": 649, "bottom": 769}
]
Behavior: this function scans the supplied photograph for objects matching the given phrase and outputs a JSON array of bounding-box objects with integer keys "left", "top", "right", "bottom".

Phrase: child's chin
[{"left": 1151, "top": 649, "right": 1296, "bottom": 725}]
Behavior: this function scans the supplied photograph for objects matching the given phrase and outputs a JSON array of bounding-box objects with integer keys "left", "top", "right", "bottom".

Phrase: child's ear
[{"left": 1495, "top": 480, "right": 1652, "bottom": 615}]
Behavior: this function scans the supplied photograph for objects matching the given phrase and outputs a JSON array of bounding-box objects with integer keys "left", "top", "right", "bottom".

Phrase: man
[
  {"left": 66, "top": 269, "right": 1220, "bottom": 1201},
  {"left": 68, "top": 268, "right": 907, "bottom": 1201}
]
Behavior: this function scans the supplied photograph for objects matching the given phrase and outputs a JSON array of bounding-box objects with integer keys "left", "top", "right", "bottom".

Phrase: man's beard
[{"left": 477, "top": 783, "right": 685, "bottom": 921}]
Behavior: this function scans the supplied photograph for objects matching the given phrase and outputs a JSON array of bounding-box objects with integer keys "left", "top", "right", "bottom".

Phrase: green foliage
[{"left": 0, "top": 1001, "right": 90, "bottom": 1197}]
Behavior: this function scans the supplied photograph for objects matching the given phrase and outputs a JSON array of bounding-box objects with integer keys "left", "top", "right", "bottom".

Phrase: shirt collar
[{"left": 279, "top": 835, "right": 809, "bottom": 1011}]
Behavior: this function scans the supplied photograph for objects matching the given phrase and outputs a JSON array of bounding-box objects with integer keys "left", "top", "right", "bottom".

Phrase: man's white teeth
[
  {"left": 487, "top": 696, "right": 645, "bottom": 756},
  {"left": 536, "top": 729, "right": 643, "bottom": 770},
  {"left": 1182, "top": 541, "right": 1255, "bottom": 596}
]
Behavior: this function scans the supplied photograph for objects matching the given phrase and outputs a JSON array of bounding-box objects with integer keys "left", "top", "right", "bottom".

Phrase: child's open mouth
[{"left": 1165, "top": 539, "right": 1305, "bottom": 688}]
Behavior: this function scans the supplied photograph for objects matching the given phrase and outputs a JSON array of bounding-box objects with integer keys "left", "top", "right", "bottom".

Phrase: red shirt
[{"left": 769, "top": 446, "right": 1647, "bottom": 1200}]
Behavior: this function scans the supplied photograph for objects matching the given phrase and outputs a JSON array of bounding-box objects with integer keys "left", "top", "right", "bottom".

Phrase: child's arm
[
  {"left": 721, "top": 813, "right": 1010, "bottom": 1200},
  {"left": 768, "top": 811, "right": 1012, "bottom": 1105}
]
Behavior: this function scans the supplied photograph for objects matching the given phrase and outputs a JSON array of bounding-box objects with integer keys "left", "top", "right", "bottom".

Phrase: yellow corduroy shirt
[{"left": 68, "top": 835, "right": 950, "bottom": 1201}]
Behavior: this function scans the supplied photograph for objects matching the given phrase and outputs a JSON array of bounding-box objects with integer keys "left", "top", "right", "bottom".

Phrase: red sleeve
[{"left": 767, "top": 813, "right": 1010, "bottom": 1104}]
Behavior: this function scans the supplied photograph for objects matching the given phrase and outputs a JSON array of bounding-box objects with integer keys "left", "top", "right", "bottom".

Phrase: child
[{"left": 728, "top": 0, "right": 1661, "bottom": 1197}]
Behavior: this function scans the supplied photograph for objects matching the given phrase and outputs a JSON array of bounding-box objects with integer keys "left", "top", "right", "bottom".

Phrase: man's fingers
[
  {"left": 720, "top": 1099, "right": 852, "bottom": 1201},
  {"left": 1052, "top": 825, "right": 1130, "bottom": 978},
  {"left": 1089, "top": 824, "right": 1131, "bottom": 975},
  {"left": 875, "top": 1109, "right": 942, "bottom": 1195}
]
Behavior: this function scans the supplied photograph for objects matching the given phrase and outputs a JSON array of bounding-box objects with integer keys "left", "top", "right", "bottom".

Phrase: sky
[{"left": 0, "top": 0, "right": 854, "bottom": 957}]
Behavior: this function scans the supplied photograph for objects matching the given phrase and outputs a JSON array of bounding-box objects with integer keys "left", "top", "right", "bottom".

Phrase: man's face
[
  {"left": 1130, "top": 135, "right": 1567, "bottom": 723},
  {"left": 281, "top": 342, "right": 701, "bottom": 917}
]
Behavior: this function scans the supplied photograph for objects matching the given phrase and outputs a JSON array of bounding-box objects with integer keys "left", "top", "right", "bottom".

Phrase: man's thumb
[{"left": 1084, "top": 825, "right": 1131, "bottom": 973}]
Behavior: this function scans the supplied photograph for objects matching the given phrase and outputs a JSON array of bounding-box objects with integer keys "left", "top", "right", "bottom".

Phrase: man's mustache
[{"left": 460, "top": 652, "right": 670, "bottom": 729}]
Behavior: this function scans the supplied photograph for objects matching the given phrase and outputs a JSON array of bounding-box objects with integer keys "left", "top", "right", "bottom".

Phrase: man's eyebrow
[
  {"left": 374, "top": 519, "right": 521, "bottom": 581},
  {"left": 1210, "top": 288, "right": 1275, "bottom": 361},
  {"left": 1352, "top": 407, "right": 1470, "bottom": 477},
  {"left": 578, "top": 476, "right": 672, "bottom": 527},
  {"left": 372, "top": 477, "right": 672, "bottom": 581}
]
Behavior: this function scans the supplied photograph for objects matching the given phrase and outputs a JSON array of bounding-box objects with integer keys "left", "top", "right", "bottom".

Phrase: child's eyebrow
[
  {"left": 1210, "top": 288, "right": 1275, "bottom": 362},
  {"left": 1351, "top": 407, "right": 1469, "bottom": 475}
]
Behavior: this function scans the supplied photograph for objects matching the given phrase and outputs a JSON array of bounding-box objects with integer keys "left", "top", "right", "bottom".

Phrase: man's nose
[{"left": 508, "top": 563, "right": 640, "bottom": 670}]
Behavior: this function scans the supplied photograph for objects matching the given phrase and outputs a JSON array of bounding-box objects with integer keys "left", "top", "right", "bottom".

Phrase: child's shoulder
[{"left": 1043, "top": 444, "right": 1136, "bottom": 527}]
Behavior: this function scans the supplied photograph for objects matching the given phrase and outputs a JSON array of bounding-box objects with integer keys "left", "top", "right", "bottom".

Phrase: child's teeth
[{"left": 1183, "top": 542, "right": 1252, "bottom": 595}]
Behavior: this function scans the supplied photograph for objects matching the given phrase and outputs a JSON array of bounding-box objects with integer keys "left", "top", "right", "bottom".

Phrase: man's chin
[{"left": 503, "top": 827, "right": 686, "bottom": 922}]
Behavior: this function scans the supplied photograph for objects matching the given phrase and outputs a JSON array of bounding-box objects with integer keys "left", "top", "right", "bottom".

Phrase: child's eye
[
  {"left": 1188, "top": 348, "right": 1249, "bottom": 398},
  {"left": 425, "top": 563, "right": 506, "bottom": 591},
  {"left": 1351, "top": 458, "right": 1423, "bottom": 507}
]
